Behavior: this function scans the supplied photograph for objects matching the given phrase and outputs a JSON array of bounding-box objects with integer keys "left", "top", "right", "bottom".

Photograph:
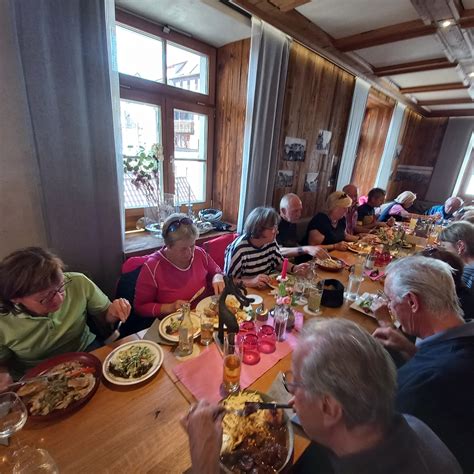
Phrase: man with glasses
[
  {"left": 373, "top": 256, "right": 474, "bottom": 473},
  {"left": 182, "top": 319, "right": 460, "bottom": 473}
]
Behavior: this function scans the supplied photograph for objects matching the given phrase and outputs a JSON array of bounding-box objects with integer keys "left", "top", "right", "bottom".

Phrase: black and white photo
[{"left": 283, "top": 137, "right": 306, "bottom": 162}]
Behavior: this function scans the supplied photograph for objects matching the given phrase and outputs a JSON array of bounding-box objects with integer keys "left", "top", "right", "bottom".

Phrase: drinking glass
[
  {"left": 239, "top": 321, "right": 256, "bottom": 333},
  {"left": 307, "top": 280, "right": 323, "bottom": 314},
  {"left": 13, "top": 447, "right": 59, "bottom": 474},
  {"left": 0, "top": 392, "right": 27, "bottom": 441},
  {"left": 257, "top": 325, "right": 276, "bottom": 354},
  {"left": 222, "top": 333, "right": 242, "bottom": 394},
  {"left": 346, "top": 274, "right": 364, "bottom": 301},
  {"left": 294, "top": 278, "right": 307, "bottom": 305},
  {"left": 199, "top": 313, "right": 214, "bottom": 346},
  {"left": 242, "top": 333, "right": 260, "bottom": 365}
]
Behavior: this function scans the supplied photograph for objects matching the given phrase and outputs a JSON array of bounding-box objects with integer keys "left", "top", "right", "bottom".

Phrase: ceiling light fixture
[
  {"left": 440, "top": 19, "right": 454, "bottom": 28},
  {"left": 469, "top": 72, "right": 474, "bottom": 78}
]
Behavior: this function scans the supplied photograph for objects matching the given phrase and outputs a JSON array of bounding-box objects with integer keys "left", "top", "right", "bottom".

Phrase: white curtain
[
  {"left": 336, "top": 78, "right": 370, "bottom": 189},
  {"left": 375, "top": 102, "right": 406, "bottom": 190},
  {"left": 237, "top": 18, "right": 291, "bottom": 232},
  {"left": 12, "top": 0, "right": 124, "bottom": 296}
]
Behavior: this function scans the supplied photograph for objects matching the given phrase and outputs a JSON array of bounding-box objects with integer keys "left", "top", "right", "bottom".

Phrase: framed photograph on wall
[
  {"left": 315, "top": 130, "right": 332, "bottom": 155},
  {"left": 276, "top": 170, "right": 294, "bottom": 188},
  {"left": 283, "top": 137, "right": 306, "bottom": 162},
  {"left": 304, "top": 172, "right": 319, "bottom": 192}
]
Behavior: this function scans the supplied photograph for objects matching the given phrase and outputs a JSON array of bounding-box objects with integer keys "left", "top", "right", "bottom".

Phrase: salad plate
[
  {"left": 102, "top": 340, "right": 164, "bottom": 386},
  {"left": 350, "top": 292, "right": 377, "bottom": 319},
  {"left": 158, "top": 311, "right": 201, "bottom": 342}
]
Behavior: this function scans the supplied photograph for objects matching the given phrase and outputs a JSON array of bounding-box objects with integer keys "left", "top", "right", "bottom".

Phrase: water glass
[
  {"left": 307, "top": 280, "right": 323, "bottom": 313},
  {"left": 294, "top": 278, "right": 307, "bottom": 305},
  {"left": 199, "top": 313, "right": 214, "bottom": 346},
  {"left": 242, "top": 333, "right": 260, "bottom": 365},
  {"left": 13, "top": 447, "right": 59, "bottom": 474},
  {"left": 346, "top": 274, "right": 364, "bottom": 301},
  {"left": 273, "top": 305, "right": 289, "bottom": 342},
  {"left": 222, "top": 333, "right": 242, "bottom": 394},
  {"left": 257, "top": 325, "right": 276, "bottom": 354},
  {"left": 0, "top": 392, "right": 27, "bottom": 440}
]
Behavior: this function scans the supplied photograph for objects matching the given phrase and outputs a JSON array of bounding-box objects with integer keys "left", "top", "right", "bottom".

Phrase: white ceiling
[
  {"left": 412, "top": 89, "right": 472, "bottom": 101},
  {"left": 355, "top": 36, "right": 444, "bottom": 67},
  {"left": 389, "top": 68, "right": 462, "bottom": 88},
  {"left": 296, "top": 0, "right": 418, "bottom": 39},
  {"left": 115, "top": 0, "right": 251, "bottom": 47}
]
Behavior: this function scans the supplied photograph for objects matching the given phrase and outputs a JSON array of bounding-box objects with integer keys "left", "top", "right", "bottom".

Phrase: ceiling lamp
[
  {"left": 469, "top": 72, "right": 474, "bottom": 78},
  {"left": 439, "top": 19, "right": 454, "bottom": 28}
]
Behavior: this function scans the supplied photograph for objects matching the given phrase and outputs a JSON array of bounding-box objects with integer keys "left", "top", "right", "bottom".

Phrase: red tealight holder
[
  {"left": 257, "top": 325, "right": 276, "bottom": 354},
  {"left": 242, "top": 333, "right": 260, "bottom": 365},
  {"left": 240, "top": 321, "right": 256, "bottom": 333}
]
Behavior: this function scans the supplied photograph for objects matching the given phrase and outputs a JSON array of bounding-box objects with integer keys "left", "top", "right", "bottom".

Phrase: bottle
[{"left": 178, "top": 303, "right": 194, "bottom": 356}]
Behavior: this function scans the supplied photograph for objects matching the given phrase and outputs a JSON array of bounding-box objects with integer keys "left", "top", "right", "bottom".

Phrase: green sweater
[{"left": 0, "top": 272, "right": 110, "bottom": 378}]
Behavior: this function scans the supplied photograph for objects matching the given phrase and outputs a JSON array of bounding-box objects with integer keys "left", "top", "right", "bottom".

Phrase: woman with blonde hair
[
  {"left": 134, "top": 213, "right": 224, "bottom": 318},
  {"left": 305, "top": 191, "right": 358, "bottom": 251}
]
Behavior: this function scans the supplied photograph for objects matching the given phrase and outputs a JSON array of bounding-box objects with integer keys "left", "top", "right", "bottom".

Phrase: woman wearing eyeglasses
[
  {"left": 0, "top": 247, "right": 130, "bottom": 385},
  {"left": 134, "top": 213, "right": 225, "bottom": 319},
  {"left": 305, "top": 191, "right": 359, "bottom": 251}
]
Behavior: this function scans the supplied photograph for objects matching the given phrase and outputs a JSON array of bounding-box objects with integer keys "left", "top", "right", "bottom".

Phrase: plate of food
[
  {"left": 315, "top": 257, "right": 344, "bottom": 272},
  {"left": 102, "top": 340, "right": 163, "bottom": 386},
  {"left": 350, "top": 292, "right": 377, "bottom": 318},
  {"left": 17, "top": 352, "right": 102, "bottom": 420},
  {"left": 196, "top": 295, "right": 251, "bottom": 328},
  {"left": 219, "top": 391, "right": 293, "bottom": 474},
  {"left": 158, "top": 311, "right": 201, "bottom": 342},
  {"left": 268, "top": 273, "right": 296, "bottom": 289},
  {"left": 347, "top": 242, "right": 372, "bottom": 254}
]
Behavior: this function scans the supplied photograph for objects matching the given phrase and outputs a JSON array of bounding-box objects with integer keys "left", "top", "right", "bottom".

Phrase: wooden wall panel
[
  {"left": 212, "top": 39, "right": 250, "bottom": 223},
  {"left": 386, "top": 110, "right": 448, "bottom": 200},
  {"left": 272, "top": 42, "right": 355, "bottom": 217},
  {"left": 351, "top": 90, "right": 395, "bottom": 197}
]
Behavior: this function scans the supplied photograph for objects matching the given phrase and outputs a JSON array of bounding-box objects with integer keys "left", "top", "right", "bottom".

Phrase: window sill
[{"left": 124, "top": 226, "right": 236, "bottom": 258}]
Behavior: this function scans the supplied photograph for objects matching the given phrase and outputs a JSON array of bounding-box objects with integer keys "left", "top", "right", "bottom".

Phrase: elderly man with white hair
[
  {"left": 426, "top": 196, "right": 463, "bottom": 221},
  {"left": 182, "top": 319, "right": 461, "bottom": 474},
  {"left": 373, "top": 256, "right": 474, "bottom": 473},
  {"left": 277, "top": 193, "right": 325, "bottom": 259}
]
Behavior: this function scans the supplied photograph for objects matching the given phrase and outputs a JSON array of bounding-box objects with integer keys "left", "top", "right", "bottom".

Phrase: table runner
[{"left": 173, "top": 314, "right": 302, "bottom": 403}]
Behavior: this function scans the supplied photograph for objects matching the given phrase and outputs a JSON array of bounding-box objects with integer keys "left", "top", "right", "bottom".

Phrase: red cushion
[
  {"left": 122, "top": 255, "right": 149, "bottom": 274},
  {"left": 202, "top": 233, "right": 238, "bottom": 270}
]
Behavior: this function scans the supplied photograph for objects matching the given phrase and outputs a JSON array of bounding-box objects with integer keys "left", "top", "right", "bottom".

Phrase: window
[
  {"left": 454, "top": 133, "right": 474, "bottom": 202},
  {"left": 115, "top": 10, "right": 216, "bottom": 230}
]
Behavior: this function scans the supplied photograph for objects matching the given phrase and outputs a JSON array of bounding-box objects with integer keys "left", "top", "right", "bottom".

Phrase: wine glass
[{"left": 0, "top": 392, "right": 28, "bottom": 440}]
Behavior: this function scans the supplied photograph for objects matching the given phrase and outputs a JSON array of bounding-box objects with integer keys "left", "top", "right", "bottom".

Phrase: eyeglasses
[
  {"left": 38, "top": 278, "right": 71, "bottom": 305},
  {"left": 282, "top": 370, "right": 306, "bottom": 394},
  {"left": 165, "top": 217, "right": 194, "bottom": 236}
]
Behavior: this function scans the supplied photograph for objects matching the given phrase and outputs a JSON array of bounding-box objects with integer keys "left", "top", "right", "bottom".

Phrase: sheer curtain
[
  {"left": 336, "top": 78, "right": 370, "bottom": 189},
  {"left": 237, "top": 18, "right": 291, "bottom": 231},
  {"left": 12, "top": 0, "right": 123, "bottom": 296},
  {"left": 375, "top": 102, "right": 406, "bottom": 190}
]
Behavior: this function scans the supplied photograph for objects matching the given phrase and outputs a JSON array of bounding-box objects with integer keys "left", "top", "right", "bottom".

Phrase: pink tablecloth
[{"left": 173, "top": 314, "right": 302, "bottom": 403}]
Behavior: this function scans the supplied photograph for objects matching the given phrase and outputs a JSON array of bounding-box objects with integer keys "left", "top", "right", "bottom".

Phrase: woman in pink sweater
[{"left": 134, "top": 214, "right": 225, "bottom": 319}]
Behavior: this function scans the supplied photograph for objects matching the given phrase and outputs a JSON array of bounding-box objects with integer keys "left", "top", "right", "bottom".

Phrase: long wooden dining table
[{"left": 0, "top": 250, "right": 383, "bottom": 473}]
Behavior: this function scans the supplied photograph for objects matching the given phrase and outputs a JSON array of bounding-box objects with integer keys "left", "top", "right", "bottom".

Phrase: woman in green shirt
[{"left": 0, "top": 247, "right": 130, "bottom": 386}]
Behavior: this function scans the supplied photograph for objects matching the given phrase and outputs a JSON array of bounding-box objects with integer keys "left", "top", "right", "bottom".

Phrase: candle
[{"left": 281, "top": 258, "right": 288, "bottom": 279}]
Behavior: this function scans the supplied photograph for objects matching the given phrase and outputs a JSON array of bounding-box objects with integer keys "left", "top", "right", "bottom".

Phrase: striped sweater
[{"left": 224, "top": 234, "right": 283, "bottom": 278}]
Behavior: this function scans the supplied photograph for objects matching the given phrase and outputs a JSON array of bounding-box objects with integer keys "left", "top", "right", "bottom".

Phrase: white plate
[
  {"left": 196, "top": 295, "right": 251, "bottom": 328},
  {"left": 246, "top": 294, "right": 263, "bottom": 305},
  {"left": 350, "top": 292, "right": 376, "bottom": 318},
  {"left": 158, "top": 311, "right": 201, "bottom": 342},
  {"left": 103, "top": 340, "right": 164, "bottom": 386}
]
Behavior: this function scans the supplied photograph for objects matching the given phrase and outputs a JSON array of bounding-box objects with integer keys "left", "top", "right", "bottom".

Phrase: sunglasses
[{"left": 165, "top": 217, "right": 194, "bottom": 236}]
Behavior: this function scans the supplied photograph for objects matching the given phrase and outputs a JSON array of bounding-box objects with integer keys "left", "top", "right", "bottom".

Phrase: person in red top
[{"left": 134, "top": 214, "right": 225, "bottom": 319}]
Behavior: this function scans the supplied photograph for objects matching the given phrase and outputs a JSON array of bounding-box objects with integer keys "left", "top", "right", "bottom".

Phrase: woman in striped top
[{"left": 224, "top": 207, "right": 308, "bottom": 289}]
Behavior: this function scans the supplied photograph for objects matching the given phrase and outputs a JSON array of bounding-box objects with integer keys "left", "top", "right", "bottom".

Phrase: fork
[{"left": 225, "top": 402, "right": 292, "bottom": 416}]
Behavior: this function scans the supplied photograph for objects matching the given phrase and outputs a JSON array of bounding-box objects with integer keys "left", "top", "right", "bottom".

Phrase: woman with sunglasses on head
[
  {"left": 305, "top": 191, "right": 359, "bottom": 252},
  {"left": 0, "top": 247, "right": 130, "bottom": 387},
  {"left": 134, "top": 213, "right": 225, "bottom": 319}
]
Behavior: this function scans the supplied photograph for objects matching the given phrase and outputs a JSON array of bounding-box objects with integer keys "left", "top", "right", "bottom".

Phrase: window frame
[{"left": 116, "top": 9, "right": 217, "bottom": 230}]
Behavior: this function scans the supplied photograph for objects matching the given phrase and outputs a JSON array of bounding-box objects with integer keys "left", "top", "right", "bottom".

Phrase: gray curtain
[
  {"left": 12, "top": 0, "right": 124, "bottom": 296},
  {"left": 237, "top": 19, "right": 291, "bottom": 231}
]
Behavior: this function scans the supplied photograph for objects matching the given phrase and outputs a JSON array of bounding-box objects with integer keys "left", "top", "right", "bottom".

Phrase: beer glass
[{"left": 222, "top": 333, "right": 241, "bottom": 394}]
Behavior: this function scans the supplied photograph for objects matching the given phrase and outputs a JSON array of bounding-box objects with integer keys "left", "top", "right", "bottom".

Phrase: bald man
[
  {"left": 278, "top": 193, "right": 325, "bottom": 259},
  {"left": 426, "top": 197, "right": 463, "bottom": 222}
]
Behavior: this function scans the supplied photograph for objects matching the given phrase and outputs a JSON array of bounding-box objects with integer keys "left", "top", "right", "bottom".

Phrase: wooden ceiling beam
[
  {"left": 418, "top": 98, "right": 473, "bottom": 106},
  {"left": 334, "top": 20, "right": 437, "bottom": 52},
  {"left": 232, "top": 0, "right": 429, "bottom": 116},
  {"left": 459, "top": 8, "right": 474, "bottom": 28},
  {"left": 374, "top": 57, "right": 455, "bottom": 76},
  {"left": 268, "top": 0, "right": 310, "bottom": 12},
  {"left": 400, "top": 82, "right": 468, "bottom": 93}
]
